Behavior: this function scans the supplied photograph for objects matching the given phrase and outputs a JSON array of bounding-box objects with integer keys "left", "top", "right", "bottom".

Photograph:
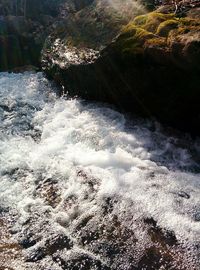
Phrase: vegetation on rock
[
  {"left": 42, "top": 5, "right": 200, "bottom": 135},
  {"left": 0, "top": 0, "right": 200, "bottom": 134},
  {"left": 112, "top": 11, "right": 200, "bottom": 67}
]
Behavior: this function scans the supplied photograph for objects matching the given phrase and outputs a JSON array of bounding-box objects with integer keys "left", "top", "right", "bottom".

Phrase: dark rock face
[
  {"left": 73, "top": 0, "right": 95, "bottom": 11},
  {"left": 0, "top": 0, "right": 71, "bottom": 71},
  {"left": 1, "top": 1, "right": 200, "bottom": 135},
  {"left": 0, "top": 0, "right": 143, "bottom": 71},
  {"left": 0, "top": 0, "right": 64, "bottom": 18},
  {"left": 42, "top": 8, "right": 200, "bottom": 135},
  {"left": 0, "top": 0, "right": 58, "bottom": 71},
  {"left": 0, "top": 18, "right": 43, "bottom": 70}
]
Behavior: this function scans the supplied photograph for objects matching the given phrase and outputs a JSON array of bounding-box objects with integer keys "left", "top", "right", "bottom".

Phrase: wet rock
[
  {"left": 0, "top": 206, "right": 9, "bottom": 214},
  {"left": 137, "top": 246, "right": 173, "bottom": 270},
  {"left": 0, "top": 217, "right": 22, "bottom": 268},
  {"left": 35, "top": 177, "right": 61, "bottom": 208},
  {"left": 24, "top": 232, "right": 73, "bottom": 262},
  {"left": 45, "top": 234, "right": 73, "bottom": 254},
  {"left": 0, "top": 0, "right": 66, "bottom": 71},
  {"left": 25, "top": 247, "right": 45, "bottom": 262},
  {"left": 102, "top": 197, "right": 118, "bottom": 215},
  {"left": 177, "top": 191, "right": 190, "bottom": 199},
  {"left": 11, "top": 65, "right": 39, "bottom": 73},
  {"left": 74, "top": 215, "right": 94, "bottom": 232},
  {"left": 72, "top": 213, "right": 139, "bottom": 269},
  {"left": 43, "top": 8, "right": 200, "bottom": 136},
  {"left": 144, "top": 217, "right": 177, "bottom": 246},
  {"left": 53, "top": 253, "right": 110, "bottom": 270},
  {"left": 19, "top": 234, "right": 37, "bottom": 249},
  {"left": 194, "top": 212, "right": 200, "bottom": 221}
]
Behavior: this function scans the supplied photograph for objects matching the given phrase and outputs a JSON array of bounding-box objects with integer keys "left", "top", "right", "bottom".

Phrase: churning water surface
[{"left": 0, "top": 72, "right": 199, "bottom": 269}]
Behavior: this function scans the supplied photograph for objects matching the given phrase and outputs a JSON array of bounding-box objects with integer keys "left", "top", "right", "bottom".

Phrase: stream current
[{"left": 0, "top": 72, "right": 200, "bottom": 269}]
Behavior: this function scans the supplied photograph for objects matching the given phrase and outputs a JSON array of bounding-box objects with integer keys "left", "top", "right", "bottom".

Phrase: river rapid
[{"left": 0, "top": 72, "right": 199, "bottom": 270}]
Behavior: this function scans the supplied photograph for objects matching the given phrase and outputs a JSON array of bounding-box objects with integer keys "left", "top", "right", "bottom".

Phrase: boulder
[{"left": 42, "top": 8, "right": 200, "bottom": 135}]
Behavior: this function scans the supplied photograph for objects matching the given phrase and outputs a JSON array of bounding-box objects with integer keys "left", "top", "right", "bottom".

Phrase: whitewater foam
[{"left": 0, "top": 72, "right": 199, "bottom": 269}]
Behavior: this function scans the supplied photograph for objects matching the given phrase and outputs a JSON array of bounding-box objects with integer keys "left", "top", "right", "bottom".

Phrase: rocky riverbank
[
  {"left": 42, "top": 3, "right": 200, "bottom": 135},
  {"left": 0, "top": 0, "right": 81, "bottom": 71},
  {"left": 0, "top": 1, "right": 200, "bottom": 134},
  {"left": 0, "top": 0, "right": 146, "bottom": 71}
]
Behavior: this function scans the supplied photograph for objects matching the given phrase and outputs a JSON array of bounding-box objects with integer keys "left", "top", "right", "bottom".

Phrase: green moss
[
  {"left": 167, "top": 17, "right": 200, "bottom": 39},
  {"left": 135, "top": 28, "right": 154, "bottom": 41},
  {"left": 116, "top": 25, "right": 154, "bottom": 55},
  {"left": 133, "top": 15, "right": 148, "bottom": 27},
  {"left": 156, "top": 19, "right": 179, "bottom": 37},
  {"left": 131, "top": 12, "right": 176, "bottom": 34},
  {"left": 145, "top": 37, "right": 166, "bottom": 47},
  {"left": 121, "top": 25, "right": 137, "bottom": 40},
  {"left": 143, "top": 12, "right": 175, "bottom": 33},
  {"left": 122, "top": 24, "right": 154, "bottom": 40},
  {"left": 180, "top": 17, "right": 200, "bottom": 27},
  {"left": 148, "top": 12, "right": 174, "bottom": 21},
  {"left": 170, "top": 26, "right": 188, "bottom": 36},
  {"left": 113, "top": 10, "right": 200, "bottom": 57}
]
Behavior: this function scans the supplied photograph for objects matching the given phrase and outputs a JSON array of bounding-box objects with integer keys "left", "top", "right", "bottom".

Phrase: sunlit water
[{"left": 0, "top": 72, "right": 199, "bottom": 269}]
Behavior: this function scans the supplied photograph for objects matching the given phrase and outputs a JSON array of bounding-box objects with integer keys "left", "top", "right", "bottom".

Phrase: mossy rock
[
  {"left": 133, "top": 12, "right": 175, "bottom": 33},
  {"left": 156, "top": 19, "right": 179, "bottom": 37},
  {"left": 131, "top": 12, "right": 200, "bottom": 37},
  {"left": 43, "top": 7, "right": 200, "bottom": 136},
  {"left": 114, "top": 25, "right": 155, "bottom": 55},
  {"left": 122, "top": 12, "right": 177, "bottom": 40},
  {"left": 113, "top": 10, "right": 200, "bottom": 59},
  {"left": 122, "top": 25, "right": 154, "bottom": 41},
  {"left": 180, "top": 17, "right": 200, "bottom": 27},
  {"left": 144, "top": 37, "right": 166, "bottom": 48},
  {"left": 133, "top": 15, "right": 148, "bottom": 26}
]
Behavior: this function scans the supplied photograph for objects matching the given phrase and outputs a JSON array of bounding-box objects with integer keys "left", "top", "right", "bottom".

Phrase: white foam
[{"left": 0, "top": 72, "right": 199, "bottom": 268}]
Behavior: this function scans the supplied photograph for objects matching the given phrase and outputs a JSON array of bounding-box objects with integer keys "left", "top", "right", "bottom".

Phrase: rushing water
[{"left": 0, "top": 72, "right": 199, "bottom": 270}]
